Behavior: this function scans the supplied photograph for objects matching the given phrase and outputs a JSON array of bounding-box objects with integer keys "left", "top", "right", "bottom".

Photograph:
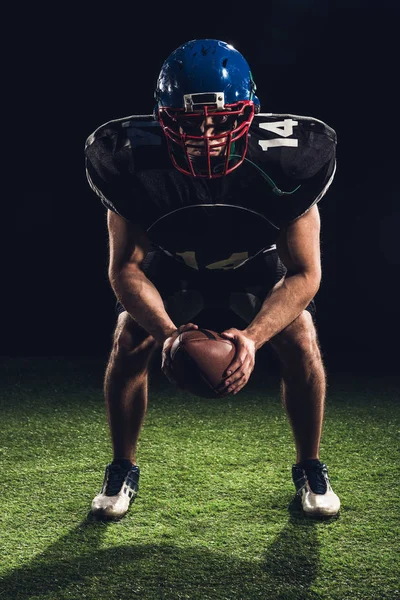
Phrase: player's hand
[
  {"left": 218, "top": 328, "right": 256, "bottom": 395},
  {"left": 161, "top": 323, "right": 199, "bottom": 384}
]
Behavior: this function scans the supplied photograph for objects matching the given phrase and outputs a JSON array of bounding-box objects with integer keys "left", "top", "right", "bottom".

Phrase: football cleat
[
  {"left": 91, "top": 463, "right": 140, "bottom": 520},
  {"left": 292, "top": 459, "right": 340, "bottom": 518}
]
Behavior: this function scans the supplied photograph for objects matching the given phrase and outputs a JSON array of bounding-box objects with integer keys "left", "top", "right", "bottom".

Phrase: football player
[{"left": 85, "top": 39, "right": 340, "bottom": 520}]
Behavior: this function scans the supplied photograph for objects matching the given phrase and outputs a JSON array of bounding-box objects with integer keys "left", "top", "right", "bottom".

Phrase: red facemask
[{"left": 158, "top": 100, "right": 255, "bottom": 178}]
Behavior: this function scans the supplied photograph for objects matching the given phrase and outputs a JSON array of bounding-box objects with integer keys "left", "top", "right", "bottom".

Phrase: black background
[{"left": 7, "top": 1, "right": 400, "bottom": 372}]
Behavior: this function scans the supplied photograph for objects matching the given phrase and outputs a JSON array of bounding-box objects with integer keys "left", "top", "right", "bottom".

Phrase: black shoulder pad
[
  {"left": 84, "top": 116, "right": 138, "bottom": 220},
  {"left": 246, "top": 113, "right": 337, "bottom": 226},
  {"left": 249, "top": 112, "right": 336, "bottom": 180}
]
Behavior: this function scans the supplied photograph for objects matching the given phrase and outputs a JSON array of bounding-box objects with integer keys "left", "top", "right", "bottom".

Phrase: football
[{"left": 169, "top": 329, "right": 236, "bottom": 398}]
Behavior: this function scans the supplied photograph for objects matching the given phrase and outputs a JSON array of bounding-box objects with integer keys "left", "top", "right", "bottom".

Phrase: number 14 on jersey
[{"left": 258, "top": 118, "right": 299, "bottom": 151}]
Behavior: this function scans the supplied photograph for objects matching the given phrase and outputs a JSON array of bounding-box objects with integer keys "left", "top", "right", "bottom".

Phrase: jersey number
[
  {"left": 258, "top": 118, "right": 299, "bottom": 151},
  {"left": 176, "top": 251, "right": 249, "bottom": 271}
]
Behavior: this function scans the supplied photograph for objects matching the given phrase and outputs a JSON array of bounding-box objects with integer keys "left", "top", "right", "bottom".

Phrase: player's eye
[
  {"left": 178, "top": 117, "right": 202, "bottom": 132},
  {"left": 211, "top": 114, "right": 236, "bottom": 131},
  {"left": 179, "top": 117, "right": 195, "bottom": 126},
  {"left": 211, "top": 115, "right": 228, "bottom": 125},
  {"left": 177, "top": 114, "right": 236, "bottom": 134}
]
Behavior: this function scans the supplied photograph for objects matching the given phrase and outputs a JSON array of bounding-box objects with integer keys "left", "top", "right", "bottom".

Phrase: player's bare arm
[
  {"left": 219, "top": 204, "right": 321, "bottom": 395},
  {"left": 245, "top": 204, "right": 321, "bottom": 348},
  {"left": 108, "top": 211, "right": 191, "bottom": 342},
  {"left": 108, "top": 210, "right": 198, "bottom": 376}
]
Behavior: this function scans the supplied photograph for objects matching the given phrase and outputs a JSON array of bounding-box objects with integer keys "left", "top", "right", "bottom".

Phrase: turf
[{"left": 0, "top": 356, "right": 399, "bottom": 600}]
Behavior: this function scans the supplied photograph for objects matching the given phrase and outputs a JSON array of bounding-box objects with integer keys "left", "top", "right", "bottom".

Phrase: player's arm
[
  {"left": 107, "top": 210, "right": 178, "bottom": 344},
  {"left": 244, "top": 204, "right": 322, "bottom": 349},
  {"left": 219, "top": 193, "right": 322, "bottom": 395}
]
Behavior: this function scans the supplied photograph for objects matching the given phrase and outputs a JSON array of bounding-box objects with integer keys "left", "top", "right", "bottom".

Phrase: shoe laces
[
  {"left": 304, "top": 462, "right": 329, "bottom": 495},
  {"left": 105, "top": 464, "right": 129, "bottom": 496}
]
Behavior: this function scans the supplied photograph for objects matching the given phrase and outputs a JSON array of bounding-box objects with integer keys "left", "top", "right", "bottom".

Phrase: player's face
[
  {"left": 178, "top": 113, "right": 237, "bottom": 157},
  {"left": 158, "top": 101, "right": 255, "bottom": 178}
]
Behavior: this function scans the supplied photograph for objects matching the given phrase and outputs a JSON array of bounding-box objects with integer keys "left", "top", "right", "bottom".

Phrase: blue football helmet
[{"left": 154, "top": 39, "right": 260, "bottom": 178}]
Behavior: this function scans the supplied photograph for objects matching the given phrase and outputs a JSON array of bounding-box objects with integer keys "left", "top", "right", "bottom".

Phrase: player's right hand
[{"left": 161, "top": 323, "right": 199, "bottom": 384}]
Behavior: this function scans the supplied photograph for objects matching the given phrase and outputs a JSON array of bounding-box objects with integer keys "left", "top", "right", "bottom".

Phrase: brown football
[{"left": 169, "top": 329, "right": 236, "bottom": 398}]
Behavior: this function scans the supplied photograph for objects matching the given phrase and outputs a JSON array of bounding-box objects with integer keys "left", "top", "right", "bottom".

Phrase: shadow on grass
[{"left": 0, "top": 503, "right": 324, "bottom": 600}]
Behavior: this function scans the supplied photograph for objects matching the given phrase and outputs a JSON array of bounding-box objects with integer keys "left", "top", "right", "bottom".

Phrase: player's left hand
[{"left": 218, "top": 328, "right": 256, "bottom": 395}]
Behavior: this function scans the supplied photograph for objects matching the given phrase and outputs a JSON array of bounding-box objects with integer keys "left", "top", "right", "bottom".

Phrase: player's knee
[
  {"left": 289, "top": 321, "right": 320, "bottom": 361},
  {"left": 271, "top": 311, "right": 322, "bottom": 372},
  {"left": 111, "top": 313, "right": 157, "bottom": 372}
]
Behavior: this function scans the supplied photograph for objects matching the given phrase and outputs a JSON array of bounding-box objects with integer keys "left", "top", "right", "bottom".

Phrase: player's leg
[
  {"left": 227, "top": 251, "right": 339, "bottom": 517},
  {"left": 269, "top": 311, "right": 340, "bottom": 517},
  {"left": 91, "top": 312, "right": 158, "bottom": 520},
  {"left": 105, "top": 310, "right": 159, "bottom": 464},
  {"left": 269, "top": 310, "right": 325, "bottom": 464},
  {"left": 92, "top": 247, "right": 204, "bottom": 521}
]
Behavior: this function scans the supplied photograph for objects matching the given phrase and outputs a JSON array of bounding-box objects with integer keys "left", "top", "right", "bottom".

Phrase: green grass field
[{"left": 0, "top": 356, "right": 399, "bottom": 600}]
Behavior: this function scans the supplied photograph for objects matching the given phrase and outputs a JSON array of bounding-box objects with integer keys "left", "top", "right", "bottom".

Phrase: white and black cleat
[
  {"left": 91, "top": 463, "right": 140, "bottom": 520},
  {"left": 292, "top": 459, "right": 340, "bottom": 518}
]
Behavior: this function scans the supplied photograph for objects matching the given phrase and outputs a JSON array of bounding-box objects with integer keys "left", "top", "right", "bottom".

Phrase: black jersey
[{"left": 85, "top": 113, "right": 336, "bottom": 271}]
